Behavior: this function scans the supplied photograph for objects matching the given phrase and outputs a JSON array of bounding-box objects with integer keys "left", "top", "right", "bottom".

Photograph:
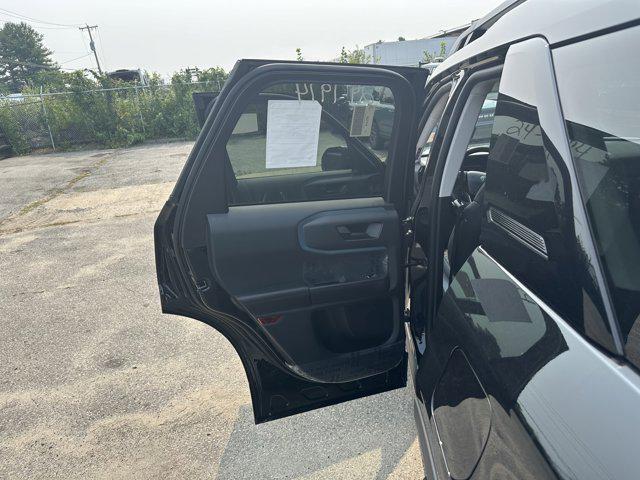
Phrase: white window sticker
[
  {"left": 232, "top": 113, "right": 259, "bottom": 135},
  {"left": 350, "top": 104, "right": 376, "bottom": 137},
  {"left": 266, "top": 100, "right": 322, "bottom": 169}
]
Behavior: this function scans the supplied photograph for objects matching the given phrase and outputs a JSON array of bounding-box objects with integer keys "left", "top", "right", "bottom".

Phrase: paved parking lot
[{"left": 0, "top": 142, "right": 422, "bottom": 479}]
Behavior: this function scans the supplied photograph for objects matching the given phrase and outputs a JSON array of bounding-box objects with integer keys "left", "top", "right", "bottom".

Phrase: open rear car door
[{"left": 154, "top": 60, "right": 428, "bottom": 423}]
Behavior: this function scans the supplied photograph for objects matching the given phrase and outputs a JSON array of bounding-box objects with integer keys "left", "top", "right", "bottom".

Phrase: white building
[{"left": 364, "top": 24, "right": 469, "bottom": 67}]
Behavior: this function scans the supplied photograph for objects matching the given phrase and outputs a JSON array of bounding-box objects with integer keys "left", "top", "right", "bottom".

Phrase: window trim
[
  {"left": 424, "top": 36, "right": 624, "bottom": 355},
  {"left": 210, "top": 73, "right": 413, "bottom": 209},
  {"left": 438, "top": 77, "right": 497, "bottom": 198},
  {"left": 545, "top": 40, "right": 625, "bottom": 355},
  {"left": 423, "top": 64, "right": 504, "bottom": 333},
  {"left": 411, "top": 82, "right": 453, "bottom": 212},
  {"left": 552, "top": 25, "right": 640, "bottom": 345},
  {"left": 489, "top": 37, "right": 623, "bottom": 355}
]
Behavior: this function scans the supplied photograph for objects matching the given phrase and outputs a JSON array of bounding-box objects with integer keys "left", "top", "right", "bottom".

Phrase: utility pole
[{"left": 79, "top": 24, "right": 103, "bottom": 75}]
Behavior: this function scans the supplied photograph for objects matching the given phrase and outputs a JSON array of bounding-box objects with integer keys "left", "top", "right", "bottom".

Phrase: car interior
[
  {"left": 409, "top": 79, "right": 498, "bottom": 339},
  {"left": 225, "top": 92, "right": 388, "bottom": 207},
  {"left": 199, "top": 80, "right": 417, "bottom": 382},
  {"left": 185, "top": 69, "right": 495, "bottom": 384},
  {"left": 440, "top": 81, "right": 498, "bottom": 281}
]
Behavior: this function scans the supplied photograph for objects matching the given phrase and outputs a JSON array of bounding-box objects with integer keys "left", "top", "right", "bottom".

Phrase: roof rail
[{"left": 449, "top": 0, "right": 527, "bottom": 54}]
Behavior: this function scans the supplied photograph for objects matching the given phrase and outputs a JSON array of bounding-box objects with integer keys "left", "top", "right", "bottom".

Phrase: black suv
[{"left": 155, "top": 1, "right": 640, "bottom": 478}]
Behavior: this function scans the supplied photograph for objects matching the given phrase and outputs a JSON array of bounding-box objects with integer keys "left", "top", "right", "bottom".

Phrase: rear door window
[
  {"left": 224, "top": 82, "right": 396, "bottom": 205},
  {"left": 554, "top": 25, "right": 640, "bottom": 368},
  {"left": 482, "top": 80, "right": 574, "bottom": 328},
  {"left": 478, "top": 38, "right": 619, "bottom": 353},
  {"left": 469, "top": 91, "right": 497, "bottom": 148}
]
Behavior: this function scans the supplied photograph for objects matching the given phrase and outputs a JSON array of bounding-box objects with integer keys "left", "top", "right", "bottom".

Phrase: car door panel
[
  {"left": 207, "top": 198, "right": 398, "bottom": 307},
  {"left": 416, "top": 248, "right": 563, "bottom": 480},
  {"left": 432, "top": 347, "right": 491, "bottom": 480},
  {"left": 425, "top": 248, "right": 640, "bottom": 480},
  {"left": 155, "top": 59, "right": 427, "bottom": 422},
  {"left": 411, "top": 41, "right": 568, "bottom": 479},
  {"left": 206, "top": 196, "right": 404, "bottom": 384},
  {"left": 235, "top": 170, "right": 383, "bottom": 205}
]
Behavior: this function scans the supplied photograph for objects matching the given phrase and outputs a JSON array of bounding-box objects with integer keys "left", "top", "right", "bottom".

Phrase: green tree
[
  {"left": 295, "top": 48, "right": 304, "bottom": 61},
  {"left": 398, "top": 36, "right": 406, "bottom": 41},
  {"left": 0, "top": 22, "right": 57, "bottom": 93},
  {"left": 339, "top": 45, "right": 370, "bottom": 64},
  {"left": 339, "top": 46, "right": 349, "bottom": 63},
  {"left": 422, "top": 50, "right": 435, "bottom": 63},
  {"left": 196, "top": 66, "right": 228, "bottom": 90},
  {"left": 423, "top": 41, "right": 449, "bottom": 64}
]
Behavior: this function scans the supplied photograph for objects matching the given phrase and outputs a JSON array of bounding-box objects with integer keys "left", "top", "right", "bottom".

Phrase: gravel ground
[{"left": 0, "top": 142, "right": 423, "bottom": 480}]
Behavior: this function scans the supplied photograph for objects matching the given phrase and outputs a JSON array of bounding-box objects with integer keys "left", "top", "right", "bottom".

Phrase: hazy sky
[{"left": 4, "top": 0, "right": 502, "bottom": 76}]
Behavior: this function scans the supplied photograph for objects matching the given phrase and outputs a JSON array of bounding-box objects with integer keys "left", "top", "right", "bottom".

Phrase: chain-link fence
[{"left": 0, "top": 81, "right": 221, "bottom": 155}]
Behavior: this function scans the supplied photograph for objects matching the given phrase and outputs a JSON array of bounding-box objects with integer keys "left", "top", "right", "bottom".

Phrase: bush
[
  {"left": 0, "top": 104, "right": 31, "bottom": 154},
  {"left": 0, "top": 67, "right": 228, "bottom": 154}
]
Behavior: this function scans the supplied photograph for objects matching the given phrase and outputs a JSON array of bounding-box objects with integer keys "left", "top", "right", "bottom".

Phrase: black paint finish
[
  {"left": 155, "top": 60, "right": 427, "bottom": 423},
  {"left": 416, "top": 247, "right": 640, "bottom": 480},
  {"left": 432, "top": 348, "right": 491, "bottom": 479},
  {"left": 412, "top": 30, "right": 640, "bottom": 480},
  {"left": 482, "top": 92, "right": 616, "bottom": 353}
]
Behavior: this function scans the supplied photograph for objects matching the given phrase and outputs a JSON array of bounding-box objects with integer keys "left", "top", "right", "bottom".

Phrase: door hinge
[
  {"left": 401, "top": 216, "right": 414, "bottom": 239},
  {"left": 405, "top": 258, "right": 427, "bottom": 268}
]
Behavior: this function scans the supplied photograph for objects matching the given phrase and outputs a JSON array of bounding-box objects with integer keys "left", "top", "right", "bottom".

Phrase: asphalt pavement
[{"left": 0, "top": 142, "right": 422, "bottom": 479}]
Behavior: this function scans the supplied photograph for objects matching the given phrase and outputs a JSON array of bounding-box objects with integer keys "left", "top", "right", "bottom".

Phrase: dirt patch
[
  {"left": 0, "top": 153, "right": 113, "bottom": 232},
  {"left": 0, "top": 182, "right": 174, "bottom": 234}
]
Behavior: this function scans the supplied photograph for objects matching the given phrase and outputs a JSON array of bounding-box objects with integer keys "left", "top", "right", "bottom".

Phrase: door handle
[{"left": 336, "top": 223, "right": 383, "bottom": 240}]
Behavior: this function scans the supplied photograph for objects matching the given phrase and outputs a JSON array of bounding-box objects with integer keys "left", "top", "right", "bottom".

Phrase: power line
[
  {"left": 2, "top": 53, "right": 91, "bottom": 71},
  {"left": 78, "top": 29, "right": 91, "bottom": 53},
  {"left": 49, "top": 50, "right": 91, "bottom": 55},
  {"left": 0, "top": 9, "right": 103, "bottom": 74},
  {"left": 0, "top": 7, "right": 82, "bottom": 28},
  {"left": 60, "top": 53, "right": 93, "bottom": 65},
  {"left": 0, "top": 17, "right": 76, "bottom": 30}
]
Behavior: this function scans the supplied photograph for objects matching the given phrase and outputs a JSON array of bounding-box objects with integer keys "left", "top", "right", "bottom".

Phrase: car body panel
[
  {"left": 416, "top": 247, "right": 640, "bottom": 479},
  {"left": 431, "top": 0, "right": 640, "bottom": 83},
  {"left": 410, "top": 28, "right": 640, "bottom": 479}
]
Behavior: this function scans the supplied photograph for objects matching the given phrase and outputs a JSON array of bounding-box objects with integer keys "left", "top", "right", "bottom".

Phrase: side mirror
[{"left": 321, "top": 146, "right": 352, "bottom": 171}]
